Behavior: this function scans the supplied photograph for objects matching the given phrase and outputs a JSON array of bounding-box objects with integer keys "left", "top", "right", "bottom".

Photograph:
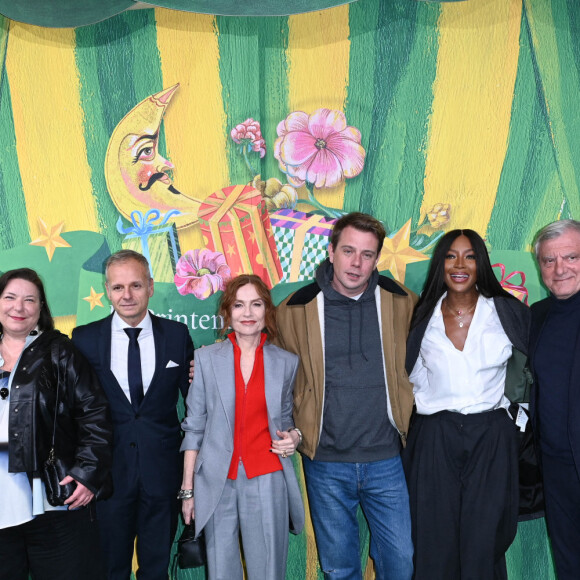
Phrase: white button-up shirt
[
  {"left": 410, "top": 294, "right": 512, "bottom": 415},
  {"left": 110, "top": 311, "right": 156, "bottom": 401}
]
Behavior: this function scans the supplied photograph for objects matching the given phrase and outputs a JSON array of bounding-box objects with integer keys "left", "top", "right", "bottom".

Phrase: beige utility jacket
[{"left": 276, "top": 276, "right": 417, "bottom": 459}]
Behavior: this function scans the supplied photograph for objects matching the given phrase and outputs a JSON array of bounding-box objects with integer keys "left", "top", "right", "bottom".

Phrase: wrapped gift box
[
  {"left": 117, "top": 210, "right": 181, "bottom": 283},
  {"left": 198, "top": 184, "right": 282, "bottom": 288},
  {"left": 270, "top": 209, "right": 336, "bottom": 283}
]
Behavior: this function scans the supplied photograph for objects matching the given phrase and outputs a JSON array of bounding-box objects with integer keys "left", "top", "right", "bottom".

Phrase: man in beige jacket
[{"left": 276, "top": 212, "right": 416, "bottom": 580}]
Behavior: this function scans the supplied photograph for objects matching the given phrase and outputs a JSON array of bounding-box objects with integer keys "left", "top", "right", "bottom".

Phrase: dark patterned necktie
[{"left": 124, "top": 327, "right": 143, "bottom": 411}]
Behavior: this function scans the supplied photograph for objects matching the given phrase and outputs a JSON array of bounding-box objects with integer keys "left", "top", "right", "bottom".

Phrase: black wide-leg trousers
[{"left": 402, "top": 409, "right": 519, "bottom": 580}]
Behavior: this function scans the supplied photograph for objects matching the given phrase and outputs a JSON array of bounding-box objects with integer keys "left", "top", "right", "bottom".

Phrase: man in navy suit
[
  {"left": 72, "top": 250, "right": 193, "bottom": 580},
  {"left": 530, "top": 220, "right": 580, "bottom": 579}
]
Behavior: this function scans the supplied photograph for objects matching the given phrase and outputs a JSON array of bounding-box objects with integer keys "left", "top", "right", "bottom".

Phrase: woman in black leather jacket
[{"left": 0, "top": 268, "right": 113, "bottom": 580}]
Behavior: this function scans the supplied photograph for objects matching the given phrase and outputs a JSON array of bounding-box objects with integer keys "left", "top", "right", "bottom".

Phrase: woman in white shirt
[{"left": 404, "top": 230, "right": 530, "bottom": 580}]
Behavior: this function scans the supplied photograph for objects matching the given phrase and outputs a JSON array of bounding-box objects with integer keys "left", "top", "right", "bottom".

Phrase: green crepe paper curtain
[
  {"left": 147, "top": 0, "right": 357, "bottom": 17},
  {"left": 0, "top": 0, "right": 467, "bottom": 28},
  {"left": 0, "top": 0, "right": 355, "bottom": 28},
  {"left": 0, "top": 0, "right": 136, "bottom": 28}
]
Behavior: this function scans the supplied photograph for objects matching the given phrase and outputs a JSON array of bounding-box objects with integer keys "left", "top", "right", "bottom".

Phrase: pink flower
[
  {"left": 174, "top": 249, "right": 232, "bottom": 300},
  {"left": 274, "top": 109, "right": 365, "bottom": 188},
  {"left": 231, "top": 118, "right": 266, "bottom": 158}
]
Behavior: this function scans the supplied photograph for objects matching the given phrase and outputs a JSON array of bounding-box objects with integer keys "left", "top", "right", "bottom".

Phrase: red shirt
[{"left": 227, "top": 333, "right": 282, "bottom": 479}]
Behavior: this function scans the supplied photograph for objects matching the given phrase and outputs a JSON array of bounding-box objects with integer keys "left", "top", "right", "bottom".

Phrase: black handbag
[
  {"left": 176, "top": 522, "right": 206, "bottom": 569},
  {"left": 42, "top": 450, "right": 76, "bottom": 507},
  {"left": 41, "top": 343, "right": 77, "bottom": 507}
]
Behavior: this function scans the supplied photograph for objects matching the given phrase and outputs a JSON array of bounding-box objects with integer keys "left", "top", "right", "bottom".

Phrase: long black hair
[
  {"left": 0, "top": 268, "right": 55, "bottom": 334},
  {"left": 411, "top": 229, "right": 515, "bottom": 329}
]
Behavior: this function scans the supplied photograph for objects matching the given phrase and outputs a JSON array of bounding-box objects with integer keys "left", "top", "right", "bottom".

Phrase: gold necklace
[{"left": 444, "top": 299, "right": 477, "bottom": 328}]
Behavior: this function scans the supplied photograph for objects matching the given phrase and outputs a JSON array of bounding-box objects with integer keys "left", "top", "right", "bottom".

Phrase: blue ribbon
[
  {"left": 116, "top": 209, "right": 181, "bottom": 236},
  {"left": 116, "top": 209, "right": 182, "bottom": 277}
]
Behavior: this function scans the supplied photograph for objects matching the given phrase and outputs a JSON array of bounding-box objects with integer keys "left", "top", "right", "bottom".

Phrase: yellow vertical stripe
[
  {"left": 154, "top": 8, "right": 228, "bottom": 254},
  {"left": 54, "top": 315, "right": 77, "bottom": 338},
  {"left": 422, "top": 0, "right": 522, "bottom": 235},
  {"left": 287, "top": 6, "right": 350, "bottom": 211},
  {"left": 5, "top": 23, "right": 99, "bottom": 237}
]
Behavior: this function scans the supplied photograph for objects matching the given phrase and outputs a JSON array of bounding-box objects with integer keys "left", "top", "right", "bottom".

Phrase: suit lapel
[
  {"left": 147, "top": 314, "right": 164, "bottom": 396},
  {"left": 99, "top": 315, "right": 134, "bottom": 411},
  {"left": 263, "top": 345, "right": 281, "bottom": 425},
  {"left": 98, "top": 315, "right": 113, "bottom": 369},
  {"left": 212, "top": 341, "right": 236, "bottom": 437}
]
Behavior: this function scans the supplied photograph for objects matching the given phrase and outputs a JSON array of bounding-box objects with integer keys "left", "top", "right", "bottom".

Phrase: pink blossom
[
  {"left": 230, "top": 118, "right": 266, "bottom": 158},
  {"left": 274, "top": 109, "right": 366, "bottom": 188},
  {"left": 174, "top": 249, "right": 232, "bottom": 300}
]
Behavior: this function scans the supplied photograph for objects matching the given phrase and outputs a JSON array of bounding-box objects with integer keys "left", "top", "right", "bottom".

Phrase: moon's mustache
[
  {"left": 139, "top": 172, "right": 170, "bottom": 191},
  {"left": 138, "top": 173, "right": 184, "bottom": 196}
]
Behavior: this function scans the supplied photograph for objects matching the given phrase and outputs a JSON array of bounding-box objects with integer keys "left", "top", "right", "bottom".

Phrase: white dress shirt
[
  {"left": 111, "top": 311, "right": 156, "bottom": 401},
  {"left": 410, "top": 294, "right": 512, "bottom": 415}
]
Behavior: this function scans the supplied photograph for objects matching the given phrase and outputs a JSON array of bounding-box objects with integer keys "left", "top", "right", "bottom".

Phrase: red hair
[{"left": 219, "top": 275, "right": 277, "bottom": 339}]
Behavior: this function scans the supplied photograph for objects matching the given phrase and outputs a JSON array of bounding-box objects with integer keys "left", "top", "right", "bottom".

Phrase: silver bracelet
[
  {"left": 288, "top": 426, "right": 303, "bottom": 444},
  {"left": 177, "top": 489, "right": 193, "bottom": 500}
]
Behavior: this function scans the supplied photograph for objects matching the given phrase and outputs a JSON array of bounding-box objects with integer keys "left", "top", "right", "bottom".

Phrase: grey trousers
[{"left": 204, "top": 463, "right": 289, "bottom": 580}]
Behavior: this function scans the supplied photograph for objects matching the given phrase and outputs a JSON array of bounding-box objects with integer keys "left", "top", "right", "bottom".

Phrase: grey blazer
[{"left": 181, "top": 338, "right": 305, "bottom": 538}]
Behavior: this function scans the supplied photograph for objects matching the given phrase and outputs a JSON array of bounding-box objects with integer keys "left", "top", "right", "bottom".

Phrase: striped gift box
[
  {"left": 198, "top": 184, "right": 282, "bottom": 288},
  {"left": 270, "top": 209, "right": 336, "bottom": 283}
]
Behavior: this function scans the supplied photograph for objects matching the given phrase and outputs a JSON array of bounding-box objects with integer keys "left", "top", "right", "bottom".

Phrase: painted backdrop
[{"left": 1, "top": 0, "right": 578, "bottom": 577}]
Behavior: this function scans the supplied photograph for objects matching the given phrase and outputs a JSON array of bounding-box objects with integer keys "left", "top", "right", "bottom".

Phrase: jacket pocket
[{"left": 293, "top": 382, "right": 308, "bottom": 412}]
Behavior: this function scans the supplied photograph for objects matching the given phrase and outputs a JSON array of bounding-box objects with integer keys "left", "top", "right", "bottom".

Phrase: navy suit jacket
[
  {"left": 530, "top": 297, "right": 580, "bottom": 476},
  {"left": 72, "top": 313, "right": 194, "bottom": 497}
]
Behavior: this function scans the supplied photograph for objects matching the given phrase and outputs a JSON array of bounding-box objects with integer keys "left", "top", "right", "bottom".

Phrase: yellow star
[
  {"left": 226, "top": 244, "right": 236, "bottom": 257},
  {"left": 248, "top": 230, "right": 257, "bottom": 245},
  {"left": 29, "top": 218, "right": 71, "bottom": 261},
  {"left": 377, "top": 220, "right": 429, "bottom": 283},
  {"left": 83, "top": 287, "right": 105, "bottom": 311}
]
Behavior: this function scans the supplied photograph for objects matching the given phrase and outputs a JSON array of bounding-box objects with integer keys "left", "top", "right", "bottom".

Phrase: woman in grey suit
[{"left": 180, "top": 274, "right": 305, "bottom": 580}]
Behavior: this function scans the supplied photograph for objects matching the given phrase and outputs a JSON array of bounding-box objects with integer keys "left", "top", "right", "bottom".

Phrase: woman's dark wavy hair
[
  {"left": 411, "top": 229, "right": 514, "bottom": 329},
  {"left": 0, "top": 268, "right": 55, "bottom": 334},
  {"left": 219, "top": 274, "right": 277, "bottom": 339}
]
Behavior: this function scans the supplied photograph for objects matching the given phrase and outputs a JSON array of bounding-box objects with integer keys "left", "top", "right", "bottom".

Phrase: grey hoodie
[{"left": 314, "top": 260, "right": 401, "bottom": 462}]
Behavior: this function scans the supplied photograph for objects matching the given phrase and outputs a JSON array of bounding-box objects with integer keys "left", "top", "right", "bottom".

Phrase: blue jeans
[{"left": 302, "top": 455, "right": 413, "bottom": 580}]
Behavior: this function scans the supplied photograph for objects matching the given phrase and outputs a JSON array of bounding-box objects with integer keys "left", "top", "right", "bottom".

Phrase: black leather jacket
[{"left": 7, "top": 329, "right": 113, "bottom": 498}]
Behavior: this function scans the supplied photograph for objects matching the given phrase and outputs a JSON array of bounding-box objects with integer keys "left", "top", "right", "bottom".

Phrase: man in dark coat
[
  {"left": 72, "top": 250, "right": 193, "bottom": 580},
  {"left": 530, "top": 219, "right": 580, "bottom": 580}
]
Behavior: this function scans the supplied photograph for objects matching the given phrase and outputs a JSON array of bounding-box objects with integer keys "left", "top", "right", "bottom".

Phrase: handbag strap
[
  {"left": 49, "top": 340, "right": 61, "bottom": 451},
  {"left": 170, "top": 522, "right": 196, "bottom": 579}
]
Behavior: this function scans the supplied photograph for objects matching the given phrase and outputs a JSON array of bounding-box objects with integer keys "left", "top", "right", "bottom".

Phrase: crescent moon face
[{"left": 105, "top": 84, "right": 199, "bottom": 229}]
